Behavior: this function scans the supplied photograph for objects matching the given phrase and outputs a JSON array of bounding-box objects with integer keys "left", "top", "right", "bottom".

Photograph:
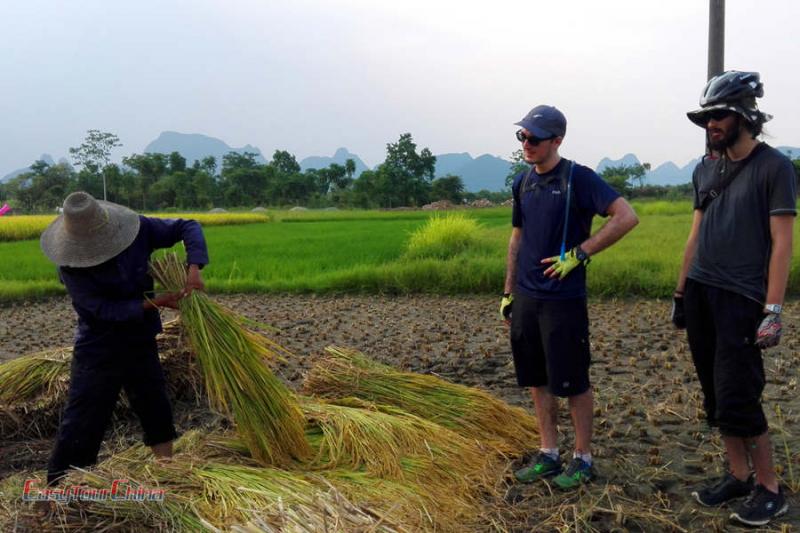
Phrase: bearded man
[{"left": 674, "top": 71, "right": 795, "bottom": 526}]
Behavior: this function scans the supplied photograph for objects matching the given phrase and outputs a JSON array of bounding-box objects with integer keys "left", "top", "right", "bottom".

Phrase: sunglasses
[
  {"left": 706, "top": 109, "right": 735, "bottom": 122},
  {"left": 516, "top": 129, "right": 555, "bottom": 145}
]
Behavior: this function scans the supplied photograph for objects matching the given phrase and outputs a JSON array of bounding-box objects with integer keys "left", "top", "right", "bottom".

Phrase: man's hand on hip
[{"left": 541, "top": 247, "right": 587, "bottom": 280}]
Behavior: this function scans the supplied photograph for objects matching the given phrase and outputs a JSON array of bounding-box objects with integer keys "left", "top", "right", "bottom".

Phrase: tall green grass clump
[
  {"left": 630, "top": 200, "right": 694, "bottom": 216},
  {"left": 404, "top": 213, "right": 484, "bottom": 259}
]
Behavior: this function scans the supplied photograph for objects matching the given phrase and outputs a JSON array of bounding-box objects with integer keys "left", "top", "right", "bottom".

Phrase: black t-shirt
[{"left": 689, "top": 143, "right": 797, "bottom": 303}]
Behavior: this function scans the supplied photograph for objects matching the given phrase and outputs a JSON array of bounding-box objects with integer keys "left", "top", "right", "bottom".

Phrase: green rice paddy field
[{"left": 1, "top": 202, "right": 798, "bottom": 301}]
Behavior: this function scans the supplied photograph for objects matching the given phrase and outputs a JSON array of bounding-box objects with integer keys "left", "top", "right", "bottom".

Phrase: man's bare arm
[
  {"left": 504, "top": 227, "right": 522, "bottom": 294},
  {"left": 580, "top": 197, "right": 639, "bottom": 256},
  {"left": 675, "top": 210, "right": 704, "bottom": 294},
  {"left": 765, "top": 214, "right": 794, "bottom": 306}
]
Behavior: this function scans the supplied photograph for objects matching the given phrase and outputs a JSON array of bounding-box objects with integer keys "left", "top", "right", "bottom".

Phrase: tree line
[
  {"left": 5, "top": 130, "right": 791, "bottom": 213},
  {"left": 0, "top": 131, "right": 498, "bottom": 213}
]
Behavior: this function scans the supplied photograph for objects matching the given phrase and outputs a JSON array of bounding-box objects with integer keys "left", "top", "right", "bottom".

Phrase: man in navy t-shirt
[{"left": 502, "top": 105, "right": 638, "bottom": 489}]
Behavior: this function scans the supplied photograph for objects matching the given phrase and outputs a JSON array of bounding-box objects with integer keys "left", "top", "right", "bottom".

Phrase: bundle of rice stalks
[
  {"left": 234, "top": 481, "right": 408, "bottom": 533},
  {"left": 0, "top": 348, "right": 70, "bottom": 404},
  {"left": 302, "top": 397, "right": 498, "bottom": 490},
  {"left": 150, "top": 253, "right": 309, "bottom": 466},
  {"left": 2, "top": 454, "right": 377, "bottom": 532},
  {"left": 303, "top": 347, "right": 538, "bottom": 454},
  {"left": 321, "top": 468, "right": 485, "bottom": 531},
  {"left": 0, "top": 348, "right": 71, "bottom": 439}
]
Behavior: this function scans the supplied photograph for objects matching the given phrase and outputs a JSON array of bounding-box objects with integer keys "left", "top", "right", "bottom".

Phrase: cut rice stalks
[
  {"left": 303, "top": 346, "right": 538, "bottom": 454},
  {"left": 0, "top": 449, "right": 405, "bottom": 532},
  {"left": 321, "top": 468, "right": 481, "bottom": 531},
  {"left": 0, "top": 347, "right": 71, "bottom": 404},
  {"left": 150, "top": 253, "right": 310, "bottom": 466},
  {"left": 0, "top": 348, "right": 71, "bottom": 438},
  {"left": 302, "top": 397, "right": 499, "bottom": 489}
]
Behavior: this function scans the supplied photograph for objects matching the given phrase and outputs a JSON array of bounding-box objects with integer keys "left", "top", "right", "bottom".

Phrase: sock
[
  {"left": 574, "top": 451, "right": 592, "bottom": 465},
  {"left": 540, "top": 448, "right": 559, "bottom": 460}
]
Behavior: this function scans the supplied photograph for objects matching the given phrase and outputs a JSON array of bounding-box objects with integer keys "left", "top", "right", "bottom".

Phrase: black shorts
[
  {"left": 510, "top": 292, "right": 591, "bottom": 397},
  {"left": 684, "top": 278, "right": 767, "bottom": 438}
]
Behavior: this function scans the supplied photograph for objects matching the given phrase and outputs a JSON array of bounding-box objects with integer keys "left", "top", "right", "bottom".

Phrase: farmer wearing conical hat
[
  {"left": 502, "top": 105, "right": 638, "bottom": 490},
  {"left": 674, "top": 71, "right": 795, "bottom": 526},
  {"left": 40, "top": 191, "right": 209, "bottom": 485}
]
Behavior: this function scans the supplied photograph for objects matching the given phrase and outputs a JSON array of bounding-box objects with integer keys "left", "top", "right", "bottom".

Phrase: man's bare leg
[
  {"left": 568, "top": 388, "right": 593, "bottom": 454},
  {"left": 531, "top": 386, "right": 559, "bottom": 449}
]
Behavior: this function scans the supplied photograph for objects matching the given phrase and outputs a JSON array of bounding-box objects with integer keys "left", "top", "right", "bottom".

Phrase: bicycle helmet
[{"left": 687, "top": 70, "right": 772, "bottom": 128}]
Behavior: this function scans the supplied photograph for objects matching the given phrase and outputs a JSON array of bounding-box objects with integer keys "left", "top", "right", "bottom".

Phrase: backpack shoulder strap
[
  {"left": 557, "top": 159, "right": 574, "bottom": 195},
  {"left": 519, "top": 165, "right": 534, "bottom": 194},
  {"left": 699, "top": 142, "right": 767, "bottom": 210}
]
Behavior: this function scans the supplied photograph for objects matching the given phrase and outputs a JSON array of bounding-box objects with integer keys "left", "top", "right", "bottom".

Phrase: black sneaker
[
  {"left": 730, "top": 484, "right": 788, "bottom": 526},
  {"left": 691, "top": 472, "right": 753, "bottom": 507}
]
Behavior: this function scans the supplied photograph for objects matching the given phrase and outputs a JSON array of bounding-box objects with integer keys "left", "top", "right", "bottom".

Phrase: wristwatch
[
  {"left": 574, "top": 246, "right": 590, "bottom": 264},
  {"left": 764, "top": 304, "right": 783, "bottom": 314}
]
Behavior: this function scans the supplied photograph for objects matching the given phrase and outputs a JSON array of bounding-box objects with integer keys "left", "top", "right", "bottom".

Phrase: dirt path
[{"left": 2, "top": 295, "right": 799, "bottom": 531}]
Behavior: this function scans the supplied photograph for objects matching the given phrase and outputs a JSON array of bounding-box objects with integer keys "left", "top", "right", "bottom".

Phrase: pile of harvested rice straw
[{"left": 0, "top": 253, "right": 540, "bottom": 531}]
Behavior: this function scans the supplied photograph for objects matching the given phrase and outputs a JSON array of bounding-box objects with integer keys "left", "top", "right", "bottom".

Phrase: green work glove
[
  {"left": 499, "top": 293, "right": 513, "bottom": 321},
  {"left": 543, "top": 247, "right": 590, "bottom": 280}
]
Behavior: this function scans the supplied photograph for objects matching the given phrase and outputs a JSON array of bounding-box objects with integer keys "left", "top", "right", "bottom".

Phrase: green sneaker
[
  {"left": 514, "top": 451, "right": 562, "bottom": 483},
  {"left": 553, "top": 457, "right": 594, "bottom": 490}
]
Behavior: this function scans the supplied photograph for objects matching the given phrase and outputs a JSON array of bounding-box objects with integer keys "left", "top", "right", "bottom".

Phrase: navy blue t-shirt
[{"left": 512, "top": 159, "right": 619, "bottom": 299}]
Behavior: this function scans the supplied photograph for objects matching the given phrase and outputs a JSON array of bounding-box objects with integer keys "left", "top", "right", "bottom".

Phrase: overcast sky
[{"left": 0, "top": 0, "right": 798, "bottom": 175}]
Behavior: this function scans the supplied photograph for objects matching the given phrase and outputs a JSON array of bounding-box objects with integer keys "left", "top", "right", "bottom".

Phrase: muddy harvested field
[{"left": 2, "top": 295, "right": 800, "bottom": 531}]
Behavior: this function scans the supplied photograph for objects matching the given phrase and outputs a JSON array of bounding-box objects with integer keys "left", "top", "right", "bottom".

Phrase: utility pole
[{"left": 708, "top": 0, "right": 725, "bottom": 80}]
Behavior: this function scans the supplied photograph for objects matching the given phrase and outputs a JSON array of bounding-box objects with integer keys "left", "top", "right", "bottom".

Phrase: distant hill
[
  {"left": 595, "top": 153, "right": 641, "bottom": 175},
  {"left": 596, "top": 144, "right": 800, "bottom": 186},
  {"left": 434, "top": 153, "right": 475, "bottom": 177},
  {"left": 1, "top": 154, "right": 56, "bottom": 183},
  {"left": 776, "top": 146, "right": 800, "bottom": 159},
  {"left": 434, "top": 152, "right": 511, "bottom": 192},
  {"left": 144, "top": 132, "right": 267, "bottom": 168},
  {"left": 598, "top": 153, "right": 699, "bottom": 186},
  {"left": 299, "top": 148, "right": 369, "bottom": 177},
  {"left": 647, "top": 158, "right": 701, "bottom": 186}
]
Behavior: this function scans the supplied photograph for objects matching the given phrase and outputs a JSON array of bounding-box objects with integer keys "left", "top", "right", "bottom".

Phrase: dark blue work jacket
[{"left": 59, "top": 216, "right": 209, "bottom": 347}]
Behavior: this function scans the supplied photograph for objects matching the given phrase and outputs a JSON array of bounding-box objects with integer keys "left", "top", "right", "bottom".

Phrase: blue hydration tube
[{"left": 559, "top": 162, "right": 575, "bottom": 261}]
